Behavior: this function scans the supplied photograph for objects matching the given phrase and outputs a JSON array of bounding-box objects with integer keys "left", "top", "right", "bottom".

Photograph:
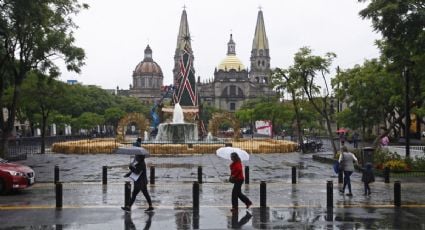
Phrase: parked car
[{"left": 0, "top": 158, "right": 35, "bottom": 194}]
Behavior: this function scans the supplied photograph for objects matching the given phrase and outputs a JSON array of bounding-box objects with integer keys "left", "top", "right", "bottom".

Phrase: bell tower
[{"left": 249, "top": 9, "right": 270, "bottom": 84}]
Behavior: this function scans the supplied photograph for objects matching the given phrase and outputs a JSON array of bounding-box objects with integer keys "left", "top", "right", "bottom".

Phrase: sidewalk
[{"left": 1, "top": 152, "right": 425, "bottom": 229}]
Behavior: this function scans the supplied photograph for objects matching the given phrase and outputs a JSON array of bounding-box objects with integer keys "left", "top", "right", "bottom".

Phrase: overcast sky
[{"left": 59, "top": 0, "right": 381, "bottom": 90}]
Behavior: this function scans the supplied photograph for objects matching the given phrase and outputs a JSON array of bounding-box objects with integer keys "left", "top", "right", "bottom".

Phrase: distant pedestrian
[
  {"left": 338, "top": 146, "right": 358, "bottom": 196},
  {"left": 339, "top": 132, "right": 346, "bottom": 146},
  {"left": 361, "top": 162, "right": 375, "bottom": 196},
  {"left": 380, "top": 135, "right": 389, "bottom": 149},
  {"left": 133, "top": 137, "right": 142, "bottom": 147},
  {"left": 121, "top": 153, "right": 153, "bottom": 213},
  {"left": 229, "top": 152, "right": 252, "bottom": 212},
  {"left": 352, "top": 132, "right": 359, "bottom": 148}
]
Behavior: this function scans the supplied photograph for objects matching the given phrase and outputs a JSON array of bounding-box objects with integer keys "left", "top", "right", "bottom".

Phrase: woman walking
[
  {"left": 121, "top": 154, "right": 154, "bottom": 212},
  {"left": 339, "top": 146, "right": 358, "bottom": 196},
  {"left": 229, "top": 152, "right": 252, "bottom": 212}
]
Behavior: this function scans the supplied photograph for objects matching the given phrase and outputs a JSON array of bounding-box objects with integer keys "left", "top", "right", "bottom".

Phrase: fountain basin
[{"left": 155, "top": 123, "right": 198, "bottom": 143}]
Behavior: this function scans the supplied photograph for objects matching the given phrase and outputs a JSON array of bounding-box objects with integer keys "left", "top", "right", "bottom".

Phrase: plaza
[{"left": 1, "top": 151, "right": 424, "bottom": 229}]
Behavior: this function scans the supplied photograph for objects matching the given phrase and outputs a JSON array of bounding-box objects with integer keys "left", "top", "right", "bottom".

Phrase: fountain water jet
[{"left": 155, "top": 103, "right": 198, "bottom": 143}]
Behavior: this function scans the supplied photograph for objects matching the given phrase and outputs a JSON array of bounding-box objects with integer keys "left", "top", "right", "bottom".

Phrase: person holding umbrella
[
  {"left": 121, "top": 139, "right": 153, "bottom": 213},
  {"left": 229, "top": 152, "right": 252, "bottom": 212}
]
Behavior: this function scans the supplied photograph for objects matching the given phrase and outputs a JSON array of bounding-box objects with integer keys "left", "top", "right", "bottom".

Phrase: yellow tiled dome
[{"left": 218, "top": 55, "right": 245, "bottom": 71}]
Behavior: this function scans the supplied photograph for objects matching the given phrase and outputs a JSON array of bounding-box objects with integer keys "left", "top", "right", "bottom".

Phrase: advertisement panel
[{"left": 255, "top": 120, "right": 272, "bottom": 136}]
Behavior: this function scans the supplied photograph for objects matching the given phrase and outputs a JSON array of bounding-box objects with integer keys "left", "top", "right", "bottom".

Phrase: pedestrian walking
[
  {"left": 338, "top": 146, "right": 358, "bottom": 196},
  {"left": 352, "top": 132, "right": 359, "bottom": 148},
  {"left": 229, "top": 152, "right": 252, "bottom": 212},
  {"left": 380, "top": 134, "right": 389, "bottom": 149},
  {"left": 121, "top": 147, "right": 153, "bottom": 213},
  {"left": 361, "top": 162, "right": 375, "bottom": 196}
]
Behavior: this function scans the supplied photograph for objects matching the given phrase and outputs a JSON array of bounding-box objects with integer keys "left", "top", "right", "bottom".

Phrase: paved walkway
[{"left": 1, "top": 152, "right": 425, "bottom": 229}]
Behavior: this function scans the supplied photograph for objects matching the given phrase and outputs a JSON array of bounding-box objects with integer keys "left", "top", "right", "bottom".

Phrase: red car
[{"left": 0, "top": 158, "right": 35, "bottom": 194}]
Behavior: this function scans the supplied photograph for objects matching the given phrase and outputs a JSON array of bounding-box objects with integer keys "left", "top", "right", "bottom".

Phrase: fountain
[{"left": 155, "top": 103, "right": 198, "bottom": 143}]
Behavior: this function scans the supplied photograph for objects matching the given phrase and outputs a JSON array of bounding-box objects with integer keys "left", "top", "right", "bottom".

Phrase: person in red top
[{"left": 229, "top": 152, "right": 252, "bottom": 212}]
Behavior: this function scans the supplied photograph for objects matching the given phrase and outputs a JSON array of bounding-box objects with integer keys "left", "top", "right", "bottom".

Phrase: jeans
[{"left": 343, "top": 171, "right": 353, "bottom": 193}]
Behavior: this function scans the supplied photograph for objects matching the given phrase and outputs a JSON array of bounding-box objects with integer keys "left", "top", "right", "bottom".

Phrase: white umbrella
[
  {"left": 216, "top": 147, "right": 249, "bottom": 161},
  {"left": 116, "top": 146, "right": 150, "bottom": 156}
]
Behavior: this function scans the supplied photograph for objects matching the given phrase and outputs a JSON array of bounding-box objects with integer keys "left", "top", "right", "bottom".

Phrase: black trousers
[
  {"left": 232, "top": 180, "right": 251, "bottom": 208},
  {"left": 129, "top": 179, "right": 152, "bottom": 207}
]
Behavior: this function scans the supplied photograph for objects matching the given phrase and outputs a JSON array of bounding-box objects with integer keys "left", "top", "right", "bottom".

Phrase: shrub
[{"left": 383, "top": 159, "right": 410, "bottom": 171}]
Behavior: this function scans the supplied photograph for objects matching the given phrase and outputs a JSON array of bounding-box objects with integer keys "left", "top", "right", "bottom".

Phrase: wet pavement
[{"left": 1, "top": 152, "right": 425, "bottom": 229}]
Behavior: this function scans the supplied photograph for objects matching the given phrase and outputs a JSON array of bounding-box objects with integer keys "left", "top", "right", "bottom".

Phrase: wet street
[{"left": 1, "top": 152, "right": 425, "bottom": 229}]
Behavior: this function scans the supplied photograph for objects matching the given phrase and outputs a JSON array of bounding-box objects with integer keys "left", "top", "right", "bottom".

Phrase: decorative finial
[
  {"left": 258, "top": 5, "right": 262, "bottom": 11},
  {"left": 183, "top": 4, "right": 186, "bottom": 10}
]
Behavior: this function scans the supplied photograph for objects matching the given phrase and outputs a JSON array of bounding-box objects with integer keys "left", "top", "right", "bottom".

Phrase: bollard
[
  {"left": 384, "top": 167, "right": 390, "bottom": 183},
  {"left": 260, "top": 181, "right": 267, "bottom": 208},
  {"left": 326, "top": 180, "right": 333, "bottom": 208},
  {"left": 193, "top": 181, "right": 200, "bottom": 211},
  {"left": 150, "top": 166, "right": 155, "bottom": 185},
  {"left": 245, "top": 166, "right": 250, "bottom": 184},
  {"left": 193, "top": 211, "right": 199, "bottom": 229},
  {"left": 198, "top": 166, "right": 203, "bottom": 184},
  {"left": 56, "top": 182, "right": 63, "bottom": 208},
  {"left": 124, "top": 181, "right": 131, "bottom": 207},
  {"left": 394, "top": 181, "right": 401, "bottom": 207},
  {"left": 102, "top": 166, "right": 107, "bottom": 185},
  {"left": 326, "top": 207, "right": 333, "bottom": 221},
  {"left": 292, "top": 166, "right": 297, "bottom": 184},
  {"left": 54, "top": 165, "right": 59, "bottom": 184}
]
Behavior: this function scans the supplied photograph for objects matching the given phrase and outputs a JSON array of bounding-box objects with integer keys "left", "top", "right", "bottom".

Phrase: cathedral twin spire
[{"left": 174, "top": 8, "right": 270, "bottom": 84}]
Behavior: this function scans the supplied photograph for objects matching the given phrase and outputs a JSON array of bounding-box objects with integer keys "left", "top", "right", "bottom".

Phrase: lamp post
[{"left": 404, "top": 67, "right": 410, "bottom": 158}]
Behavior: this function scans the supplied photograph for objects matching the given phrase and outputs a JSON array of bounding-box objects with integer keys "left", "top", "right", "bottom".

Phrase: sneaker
[
  {"left": 246, "top": 201, "right": 252, "bottom": 209},
  {"left": 339, "top": 190, "right": 344, "bottom": 194},
  {"left": 144, "top": 207, "right": 154, "bottom": 212},
  {"left": 346, "top": 193, "right": 353, "bottom": 197},
  {"left": 121, "top": 206, "right": 131, "bottom": 213}
]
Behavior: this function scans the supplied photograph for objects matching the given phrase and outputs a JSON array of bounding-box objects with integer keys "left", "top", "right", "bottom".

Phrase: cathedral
[{"left": 125, "top": 9, "right": 274, "bottom": 111}]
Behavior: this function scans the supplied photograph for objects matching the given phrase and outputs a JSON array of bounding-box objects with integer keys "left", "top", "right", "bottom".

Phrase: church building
[{"left": 125, "top": 9, "right": 274, "bottom": 111}]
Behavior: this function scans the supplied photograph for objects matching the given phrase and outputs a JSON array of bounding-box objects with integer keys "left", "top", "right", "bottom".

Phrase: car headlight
[{"left": 7, "top": 170, "right": 26, "bottom": 176}]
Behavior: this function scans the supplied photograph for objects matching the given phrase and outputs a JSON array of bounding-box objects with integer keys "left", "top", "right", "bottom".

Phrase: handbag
[{"left": 229, "top": 176, "right": 236, "bottom": 183}]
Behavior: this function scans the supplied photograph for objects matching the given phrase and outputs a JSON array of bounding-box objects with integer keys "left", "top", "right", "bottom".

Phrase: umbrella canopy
[
  {"left": 216, "top": 147, "right": 249, "bottom": 161},
  {"left": 336, "top": 128, "right": 348, "bottom": 133},
  {"left": 116, "top": 146, "right": 150, "bottom": 156}
]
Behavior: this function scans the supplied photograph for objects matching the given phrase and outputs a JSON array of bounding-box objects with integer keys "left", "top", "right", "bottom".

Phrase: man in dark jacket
[{"left": 121, "top": 144, "right": 153, "bottom": 212}]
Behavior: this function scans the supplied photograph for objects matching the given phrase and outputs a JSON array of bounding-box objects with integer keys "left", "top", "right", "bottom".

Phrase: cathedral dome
[
  {"left": 217, "top": 34, "right": 245, "bottom": 71},
  {"left": 218, "top": 55, "right": 245, "bottom": 71},
  {"left": 133, "top": 45, "right": 163, "bottom": 76}
]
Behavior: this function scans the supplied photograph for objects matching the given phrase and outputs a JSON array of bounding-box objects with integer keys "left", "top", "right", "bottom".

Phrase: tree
[
  {"left": 291, "top": 47, "right": 338, "bottom": 155},
  {"left": 272, "top": 68, "right": 304, "bottom": 144},
  {"left": 333, "top": 59, "right": 402, "bottom": 145},
  {"left": 20, "top": 72, "right": 66, "bottom": 153},
  {"left": 104, "top": 107, "right": 125, "bottom": 130},
  {"left": 359, "top": 0, "right": 425, "bottom": 146},
  {"left": 0, "top": 0, "right": 87, "bottom": 157},
  {"left": 72, "top": 112, "right": 104, "bottom": 135}
]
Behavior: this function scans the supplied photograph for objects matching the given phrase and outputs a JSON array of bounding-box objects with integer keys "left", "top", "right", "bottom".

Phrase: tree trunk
[
  {"left": 291, "top": 90, "right": 303, "bottom": 148},
  {"left": 324, "top": 112, "right": 338, "bottom": 157},
  {"left": 41, "top": 116, "right": 47, "bottom": 154}
]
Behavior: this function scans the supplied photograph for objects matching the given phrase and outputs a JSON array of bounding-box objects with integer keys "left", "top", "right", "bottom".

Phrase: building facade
[
  {"left": 122, "top": 9, "right": 274, "bottom": 111},
  {"left": 197, "top": 10, "right": 274, "bottom": 111}
]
